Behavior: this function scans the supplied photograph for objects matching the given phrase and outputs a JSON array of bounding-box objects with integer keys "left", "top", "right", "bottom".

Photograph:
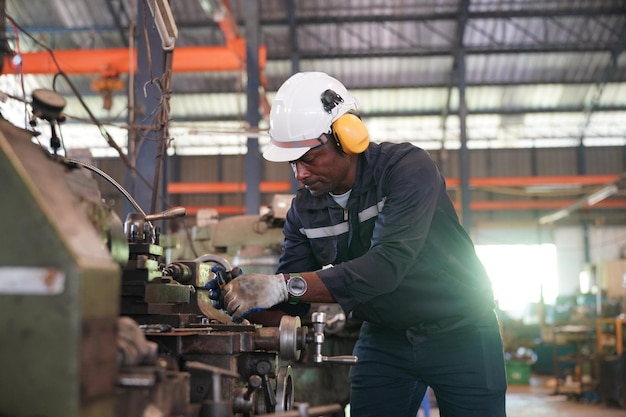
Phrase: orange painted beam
[
  {"left": 2, "top": 42, "right": 267, "bottom": 75},
  {"left": 168, "top": 181, "right": 292, "bottom": 194},
  {"left": 169, "top": 182, "right": 244, "bottom": 194},
  {"left": 169, "top": 176, "right": 618, "bottom": 195},
  {"left": 453, "top": 199, "right": 626, "bottom": 211},
  {"left": 446, "top": 175, "right": 619, "bottom": 188},
  {"left": 215, "top": 0, "right": 242, "bottom": 41},
  {"left": 183, "top": 198, "right": 626, "bottom": 217},
  {"left": 259, "top": 181, "right": 293, "bottom": 193}
]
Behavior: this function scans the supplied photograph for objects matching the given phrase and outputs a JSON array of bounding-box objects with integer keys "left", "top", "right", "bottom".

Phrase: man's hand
[
  {"left": 205, "top": 265, "right": 243, "bottom": 309},
  {"left": 222, "top": 273, "right": 288, "bottom": 319}
]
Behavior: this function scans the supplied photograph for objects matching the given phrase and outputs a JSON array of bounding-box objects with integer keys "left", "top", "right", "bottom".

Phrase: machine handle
[
  {"left": 145, "top": 206, "right": 186, "bottom": 222},
  {"left": 317, "top": 355, "right": 359, "bottom": 364},
  {"left": 310, "top": 311, "right": 358, "bottom": 365}
]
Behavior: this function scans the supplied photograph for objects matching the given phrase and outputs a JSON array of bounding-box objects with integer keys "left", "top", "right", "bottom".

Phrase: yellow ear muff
[{"left": 332, "top": 113, "right": 370, "bottom": 154}]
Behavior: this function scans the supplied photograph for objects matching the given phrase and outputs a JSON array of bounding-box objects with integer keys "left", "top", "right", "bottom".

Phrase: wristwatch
[{"left": 284, "top": 273, "right": 307, "bottom": 304}]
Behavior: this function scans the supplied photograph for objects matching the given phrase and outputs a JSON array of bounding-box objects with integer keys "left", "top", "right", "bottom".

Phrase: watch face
[{"left": 287, "top": 276, "right": 307, "bottom": 297}]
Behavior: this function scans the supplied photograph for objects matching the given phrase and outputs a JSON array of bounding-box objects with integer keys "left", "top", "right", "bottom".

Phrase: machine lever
[
  {"left": 145, "top": 206, "right": 186, "bottom": 222},
  {"left": 310, "top": 311, "right": 358, "bottom": 365},
  {"left": 244, "top": 375, "right": 263, "bottom": 401},
  {"left": 255, "top": 360, "right": 277, "bottom": 408},
  {"left": 261, "top": 374, "right": 277, "bottom": 408},
  {"left": 316, "top": 355, "right": 359, "bottom": 364}
]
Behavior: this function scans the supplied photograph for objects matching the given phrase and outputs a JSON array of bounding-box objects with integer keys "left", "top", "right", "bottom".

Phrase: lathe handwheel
[{"left": 279, "top": 315, "right": 301, "bottom": 361}]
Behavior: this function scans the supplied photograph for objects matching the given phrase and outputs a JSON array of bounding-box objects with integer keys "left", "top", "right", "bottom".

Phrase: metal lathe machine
[{"left": 0, "top": 93, "right": 356, "bottom": 417}]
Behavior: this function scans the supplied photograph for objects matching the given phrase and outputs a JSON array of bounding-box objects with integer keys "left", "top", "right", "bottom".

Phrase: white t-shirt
[{"left": 330, "top": 189, "right": 351, "bottom": 209}]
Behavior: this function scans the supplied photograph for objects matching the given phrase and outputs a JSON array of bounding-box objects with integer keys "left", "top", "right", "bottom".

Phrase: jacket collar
[
  {"left": 295, "top": 142, "right": 381, "bottom": 208},
  {"left": 352, "top": 143, "right": 378, "bottom": 196}
]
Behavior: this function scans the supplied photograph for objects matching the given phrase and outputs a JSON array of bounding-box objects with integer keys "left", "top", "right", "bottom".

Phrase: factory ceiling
[{"left": 2, "top": 0, "right": 625, "bottom": 159}]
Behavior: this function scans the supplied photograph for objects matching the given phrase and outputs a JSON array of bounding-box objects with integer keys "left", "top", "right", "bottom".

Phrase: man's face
[{"left": 290, "top": 134, "right": 353, "bottom": 197}]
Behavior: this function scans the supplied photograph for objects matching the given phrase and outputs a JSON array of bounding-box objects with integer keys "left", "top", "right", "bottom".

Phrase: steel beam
[
  {"left": 258, "top": 6, "right": 626, "bottom": 26},
  {"left": 456, "top": 0, "right": 471, "bottom": 231},
  {"left": 124, "top": 0, "right": 168, "bottom": 219},
  {"left": 286, "top": 0, "right": 301, "bottom": 194},
  {"left": 244, "top": 0, "right": 261, "bottom": 215}
]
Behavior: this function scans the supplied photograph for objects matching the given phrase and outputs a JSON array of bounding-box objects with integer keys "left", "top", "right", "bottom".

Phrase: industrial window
[{"left": 476, "top": 244, "right": 558, "bottom": 322}]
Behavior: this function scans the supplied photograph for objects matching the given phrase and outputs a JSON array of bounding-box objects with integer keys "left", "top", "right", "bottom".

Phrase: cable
[
  {"left": 5, "top": 14, "right": 154, "bottom": 193},
  {"left": 6, "top": 12, "right": 182, "bottom": 222},
  {"left": 66, "top": 157, "right": 147, "bottom": 218},
  {"left": 6, "top": 11, "right": 200, "bottom": 250}
]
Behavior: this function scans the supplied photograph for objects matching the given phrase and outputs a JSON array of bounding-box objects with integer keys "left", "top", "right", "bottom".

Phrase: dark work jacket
[{"left": 276, "top": 142, "right": 495, "bottom": 332}]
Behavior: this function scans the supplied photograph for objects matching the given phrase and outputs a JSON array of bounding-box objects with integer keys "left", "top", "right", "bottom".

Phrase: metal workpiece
[
  {"left": 163, "top": 261, "right": 194, "bottom": 283},
  {"left": 162, "top": 260, "right": 213, "bottom": 287}
]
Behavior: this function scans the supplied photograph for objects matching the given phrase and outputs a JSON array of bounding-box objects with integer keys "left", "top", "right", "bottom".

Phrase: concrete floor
[{"left": 420, "top": 376, "right": 626, "bottom": 417}]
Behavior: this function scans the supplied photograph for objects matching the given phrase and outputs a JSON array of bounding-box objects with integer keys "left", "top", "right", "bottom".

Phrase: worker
[{"left": 220, "top": 72, "right": 507, "bottom": 417}]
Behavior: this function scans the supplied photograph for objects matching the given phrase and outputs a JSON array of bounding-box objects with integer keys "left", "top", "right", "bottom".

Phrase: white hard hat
[{"left": 264, "top": 72, "right": 358, "bottom": 162}]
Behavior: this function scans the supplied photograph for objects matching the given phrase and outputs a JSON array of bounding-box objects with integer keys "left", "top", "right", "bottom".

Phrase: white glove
[{"left": 222, "top": 273, "right": 288, "bottom": 319}]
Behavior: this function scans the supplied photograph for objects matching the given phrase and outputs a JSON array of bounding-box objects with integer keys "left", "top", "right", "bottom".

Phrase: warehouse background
[{"left": 2, "top": 0, "right": 626, "bottom": 318}]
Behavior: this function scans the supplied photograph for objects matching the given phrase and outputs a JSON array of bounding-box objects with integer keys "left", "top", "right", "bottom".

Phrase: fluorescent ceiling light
[
  {"left": 538, "top": 182, "right": 619, "bottom": 224},
  {"left": 586, "top": 184, "right": 618, "bottom": 206},
  {"left": 538, "top": 209, "right": 571, "bottom": 225}
]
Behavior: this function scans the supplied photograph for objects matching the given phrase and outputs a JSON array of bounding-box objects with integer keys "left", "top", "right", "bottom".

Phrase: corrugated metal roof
[{"left": 2, "top": 0, "right": 625, "bottom": 156}]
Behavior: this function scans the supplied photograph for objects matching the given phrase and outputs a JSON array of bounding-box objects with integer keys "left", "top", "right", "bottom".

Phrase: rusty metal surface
[{"left": 116, "top": 367, "right": 193, "bottom": 417}]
